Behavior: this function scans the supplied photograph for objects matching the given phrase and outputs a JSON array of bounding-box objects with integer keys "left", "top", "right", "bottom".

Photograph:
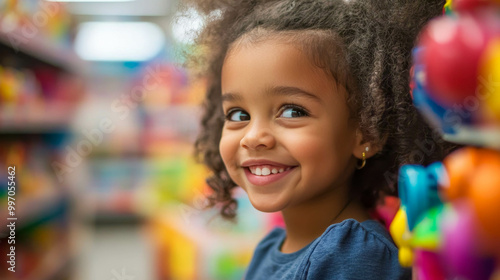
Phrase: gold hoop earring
[
  {"left": 356, "top": 152, "right": 366, "bottom": 169},
  {"left": 356, "top": 147, "right": 369, "bottom": 170}
]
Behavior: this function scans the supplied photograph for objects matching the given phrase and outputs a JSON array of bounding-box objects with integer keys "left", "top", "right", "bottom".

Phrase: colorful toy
[
  {"left": 443, "top": 147, "right": 500, "bottom": 248},
  {"left": 390, "top": 207, "right": 413, "bottom": 267},
  {"left": 441, "top": 202, "right": 496, "bottom": 280},
  {"left": 411, "top": 47, "right": 471, "bottom": 135},
  {"left": 414, "top": 250, "right": 446, "bottom": 280},
  {"left": 412, "top": 0, "right": 500, "bottom": 148},
  {"left": 479, "top": 38, "right": 500, "bottom": 121},
  {"left": 391, "top": 4, "right": 500, "bottom": 277},
  {"left": 452, "top": 0, "right": 500, "bottom": 12},
  {"left": 397, "top": 163, "right": 444, "bottom": 232},
  {"left": 420, "top": 14, "right": 491, "bottom": 106},
  {"left": 391, "top": 148, "right": 500, "bottom": 279}
]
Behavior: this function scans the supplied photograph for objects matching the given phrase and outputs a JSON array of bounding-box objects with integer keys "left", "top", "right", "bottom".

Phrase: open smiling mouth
[{"left": 243, "top": 165, "right": 297, "bottom": 186}]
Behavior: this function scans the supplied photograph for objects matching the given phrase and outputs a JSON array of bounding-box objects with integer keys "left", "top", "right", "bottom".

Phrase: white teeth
[{"left": 249, "top": 166, "right": 292, "bottom": 176}]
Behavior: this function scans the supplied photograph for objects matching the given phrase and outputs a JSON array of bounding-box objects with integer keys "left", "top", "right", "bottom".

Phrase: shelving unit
[
  {"left": 0, "top": 2, "right": 85, "bottom": 279},
  {"left": 0, "top": 138, "right": 79, "bottom": 280},
  {"left": 75, "top": 66, "right": 205, "bottom": 219},
  {"left": 0, "top": 27, "right": 83, "bottom": 74},
  {"left": 0, "top": 110, "right": 73, "bottom": 132}
]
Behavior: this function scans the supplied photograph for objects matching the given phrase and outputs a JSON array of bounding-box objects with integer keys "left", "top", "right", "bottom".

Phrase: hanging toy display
[
  {"left": 390, "top": 0, "right": 500, "bottom": 279},
  {"left": 413, "top": 0, "right": 500, "bottom": 148}
]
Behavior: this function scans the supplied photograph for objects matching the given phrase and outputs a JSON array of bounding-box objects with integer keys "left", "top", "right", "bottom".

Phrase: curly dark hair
[{"left": 186, "top": 0, "right": 456, "bottom": 220}]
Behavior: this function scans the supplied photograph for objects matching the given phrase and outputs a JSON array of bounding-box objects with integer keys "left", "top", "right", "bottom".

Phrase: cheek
[
  {"left": 292, "top": 135, "right": 340, "bottom": 165},
  {"left": 287, "top": 126, "right": 354, "bottom": 172},
  {"left": 219, "top": 132, "right": 246, "bottom": 187},
  {"left": 219, "top": 132, "right": 239, "bottom": 168}
]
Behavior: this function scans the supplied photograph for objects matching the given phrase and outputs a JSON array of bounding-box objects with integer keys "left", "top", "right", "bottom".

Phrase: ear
[{"left": 352, "top": 129, "right": 385, "bottom": 160}]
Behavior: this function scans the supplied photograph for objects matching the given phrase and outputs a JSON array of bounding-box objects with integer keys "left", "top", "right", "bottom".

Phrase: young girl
[{"left": 188, "top": 0, "right": 454, "bottom": 279}]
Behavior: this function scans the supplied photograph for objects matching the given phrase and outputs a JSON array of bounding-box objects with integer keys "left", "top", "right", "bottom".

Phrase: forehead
[
  {"left": 222, "top": 39, "right": 342, "bottom": 99},
  {"left": 224, "top": 40, "right": 318, "bottom": 75}
]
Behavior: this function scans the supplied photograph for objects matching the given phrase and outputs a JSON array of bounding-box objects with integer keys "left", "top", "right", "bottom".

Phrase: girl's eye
[
  {"left": 279, "top": 105, "right": 309, "bottom": 118},
  {"left": 226, "top": 109, "right": 250, "bottom": 122}
]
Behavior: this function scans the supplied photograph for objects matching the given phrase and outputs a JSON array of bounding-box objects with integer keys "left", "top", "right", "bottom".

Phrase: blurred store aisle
[{"left": 0, "top": 1, "right": 277, "bottom": 279}]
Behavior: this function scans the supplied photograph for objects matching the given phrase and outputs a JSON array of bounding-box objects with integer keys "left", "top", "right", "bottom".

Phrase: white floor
[{"left": 76, "top": 224, "right": 155, "bottom": 280}]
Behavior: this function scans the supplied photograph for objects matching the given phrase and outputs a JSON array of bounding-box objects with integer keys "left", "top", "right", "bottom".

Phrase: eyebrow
[{"left": 221, "top": 86, "right": 321, "bottom": 103}]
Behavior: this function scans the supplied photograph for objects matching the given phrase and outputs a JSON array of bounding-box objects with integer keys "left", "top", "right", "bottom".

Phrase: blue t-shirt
[{"left": 245, "top": 219, "right": 411, "bottom": 280}]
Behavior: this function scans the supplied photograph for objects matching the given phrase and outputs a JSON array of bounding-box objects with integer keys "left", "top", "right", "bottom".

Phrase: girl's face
[{"left": 220, "top": 40, "right": 362, "bottom": 213}]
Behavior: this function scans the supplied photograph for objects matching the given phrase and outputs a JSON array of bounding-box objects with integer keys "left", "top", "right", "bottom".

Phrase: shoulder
[
  {"left": 316, "top": 219, "right": 397, "bottom": 253},
  {"left": 254, "top": 227, "right": 286, "bottom": 251},
  {"left": 304, "top": 219, "right": 411, "bottom": 280},
  {"left": 245, "top": 227, "right": 286, "bottom": 279}
]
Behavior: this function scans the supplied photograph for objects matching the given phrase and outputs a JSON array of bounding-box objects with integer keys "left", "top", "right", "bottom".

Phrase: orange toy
[{"left": 443, "top": 147, "right": 500, "bottom": 254}]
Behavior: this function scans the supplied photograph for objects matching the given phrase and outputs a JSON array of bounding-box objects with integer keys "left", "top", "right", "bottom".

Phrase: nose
[{"left": 240, "top": 120, "right": 276, "bottom": 150}]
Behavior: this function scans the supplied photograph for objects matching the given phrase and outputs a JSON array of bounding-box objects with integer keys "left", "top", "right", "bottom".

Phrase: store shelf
[
  {"left": 90, "top": 191, "right": 138, "bottom": 215},
  {"left": 0, "top": 27, "right": 84, "bottom": 73},
  {"left": 0, "top": 121, "right": 70, "bottom": 134},
  {"left": 0, "top": 6, "right": 81, "bottom": 280},
  {"left": 90, "top": 149, "right": 146, "bottom": 159},
  {"left": 0, "top": 236, "right": 74, "bottom": 280},
  {"left": 1, "top": 192, "right": 69, "bottom": 231},
  {"left": 27, "top": 241, "right": 73, "bottom": 280},
  {"left": 91, "top": 212, "right": 145, "bottom": 226},
  {"left": 0, "top": 105, "right": 73, "bottom": 133}
]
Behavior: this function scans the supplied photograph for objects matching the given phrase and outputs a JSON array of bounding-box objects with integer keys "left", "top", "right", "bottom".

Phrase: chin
[{"left": 246, "top": 192, "right": 289, "bottom": 213}]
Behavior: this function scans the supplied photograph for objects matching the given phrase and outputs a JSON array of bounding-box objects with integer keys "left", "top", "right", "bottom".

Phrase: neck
[{"left": 279, "top": 186, "right": 370, "bottom": 253}]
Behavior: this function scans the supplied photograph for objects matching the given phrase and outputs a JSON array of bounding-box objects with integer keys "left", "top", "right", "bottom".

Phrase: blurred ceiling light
[
  {"left": 74, "top": 22, "right": 165, "bottom": 61},
  {"left": 64, "top": 0, "right": 170, "bottom": 16},
  {"left": 47, "top": 0, "right": 134, "bottom": 2}
]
